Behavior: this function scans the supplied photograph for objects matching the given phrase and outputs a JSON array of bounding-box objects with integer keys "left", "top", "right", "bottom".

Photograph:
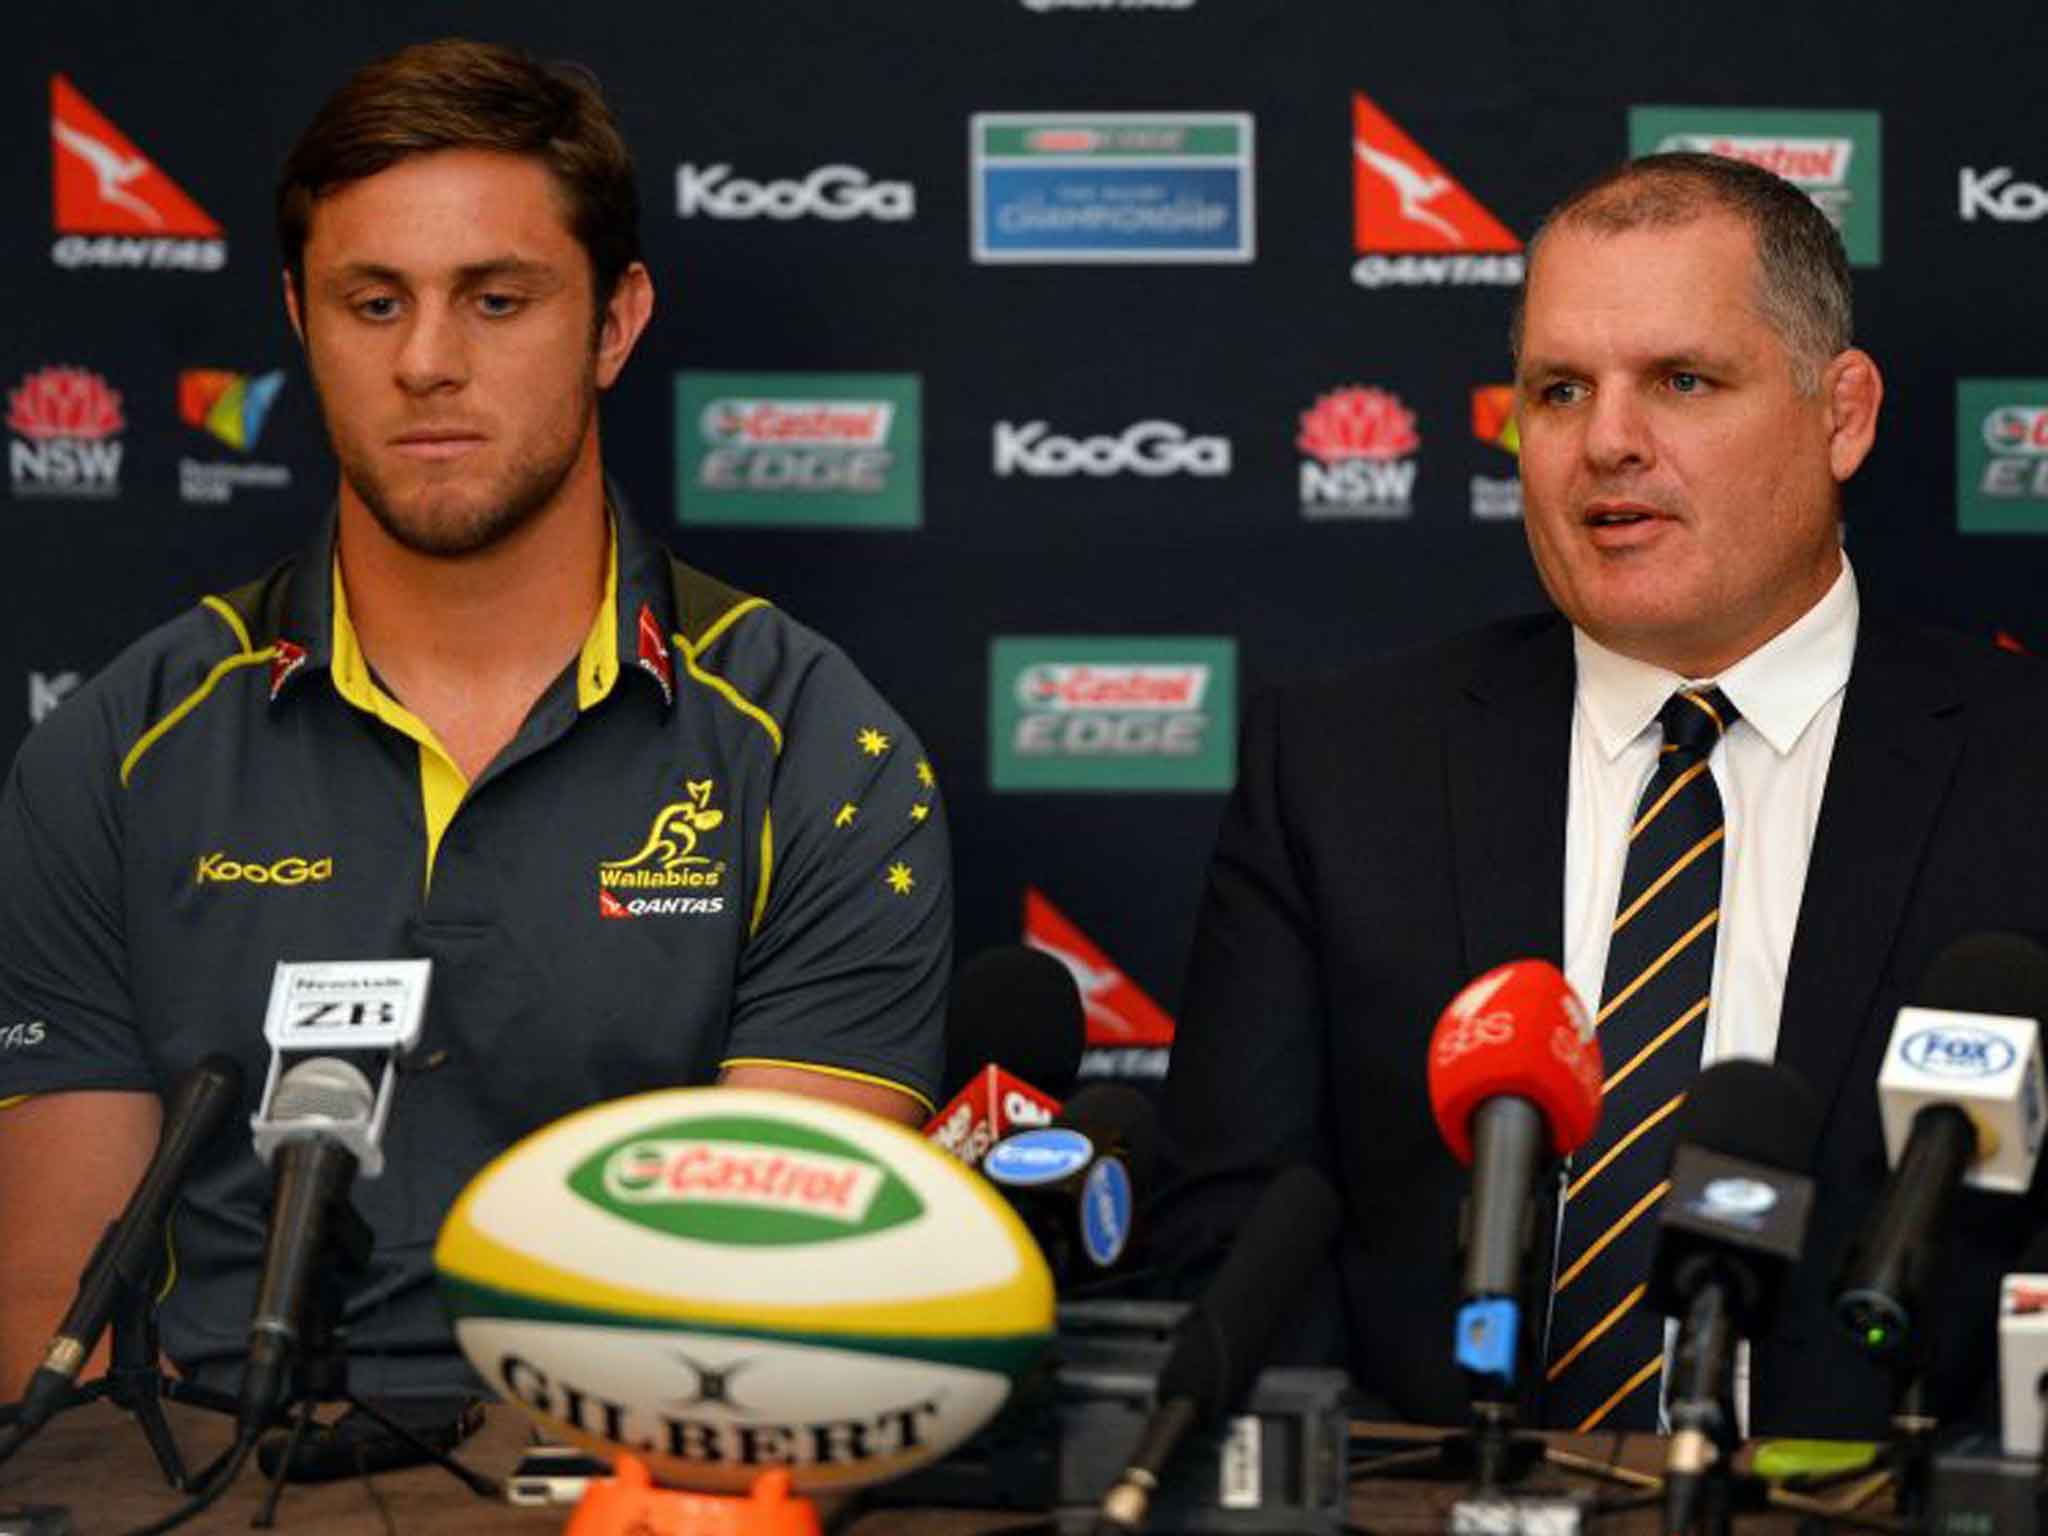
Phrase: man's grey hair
[{"left": 1510, "top": 151, "right": 1853, "bottom": 396}]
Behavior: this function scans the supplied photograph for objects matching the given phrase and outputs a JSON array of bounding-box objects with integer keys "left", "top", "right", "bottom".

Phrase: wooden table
[{"left": 0, "top": 1400, "right": 1847, "bottom": 1534}]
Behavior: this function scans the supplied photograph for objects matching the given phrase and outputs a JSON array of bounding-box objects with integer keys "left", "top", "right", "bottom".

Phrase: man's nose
[
  {"left": 1582, "top": 387, "right": 1654, "bottom": 474},
  {"left": 393, "top": 299, "right": 467, "bottom": 395}
]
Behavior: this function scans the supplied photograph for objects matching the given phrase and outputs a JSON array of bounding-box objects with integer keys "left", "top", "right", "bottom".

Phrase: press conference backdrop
[{"left": 7, "top": 1, "right": 2046, "bottom": 1083}]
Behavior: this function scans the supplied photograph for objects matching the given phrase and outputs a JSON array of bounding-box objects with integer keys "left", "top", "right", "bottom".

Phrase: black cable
[
  {"left": 119, "top": 1430, "right": 259, "bottom": 1536},
  {"left": 356, "top": 1437, "right": 399, "bottom": 1536}
]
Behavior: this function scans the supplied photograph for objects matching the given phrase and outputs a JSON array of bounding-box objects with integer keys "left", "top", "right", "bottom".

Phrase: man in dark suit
[{"left": 1165, "top": 151, "right": 2048, "bottom": 1437}]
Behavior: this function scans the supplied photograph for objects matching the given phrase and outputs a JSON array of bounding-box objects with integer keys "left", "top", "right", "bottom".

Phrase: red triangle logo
[
  {"left": 1352, "top": 92, "right": 1518, "bottom": 255},
  {"left": 51, "top": 74, "right": 221, "bottom": 237},
  {"left": 1023, "top": 887, "right": 1175, "bottom": 1047},
  {"left": 599, "top": 889, "right": 634, "bottom": 920}
]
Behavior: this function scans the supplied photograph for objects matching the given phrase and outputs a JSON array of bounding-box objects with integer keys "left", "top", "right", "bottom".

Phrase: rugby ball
[{"left": 434, "top": 1087, "right": 1055, "bottom": 1493}]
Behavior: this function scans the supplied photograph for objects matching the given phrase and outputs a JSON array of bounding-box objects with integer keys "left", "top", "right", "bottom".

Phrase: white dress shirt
[{"left": 1555, "top": 555, "right": 1861, "bottom": 1427}]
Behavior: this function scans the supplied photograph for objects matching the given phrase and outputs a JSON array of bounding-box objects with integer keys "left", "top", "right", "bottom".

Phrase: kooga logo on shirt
[{"left": 989, "top": 637, "right": 1236, "bottom": 792}]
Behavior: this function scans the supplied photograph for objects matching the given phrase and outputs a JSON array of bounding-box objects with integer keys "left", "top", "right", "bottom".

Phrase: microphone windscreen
[
  {"left": 943, "top": 945, "right": 1086, "bottom": 1100},
  {"left": 1916, "top": 932, "right": 2048, "bottom": 1020},
  {"left": 1673, "top": 1059, "right": 1818, "bottom": 1174},
  {"left": 1427, "top": 959, "right": 1601, "bottom": 1163},
  {"left": 1055, "top": 1082, "right": 1164, "bottom": 1191},
  {"left": 272, "top": 1056, "right": 376, "bottom": 1123},
  {"left": 1157, "top": 1164, "right": 1343, "bottom": 1416}
]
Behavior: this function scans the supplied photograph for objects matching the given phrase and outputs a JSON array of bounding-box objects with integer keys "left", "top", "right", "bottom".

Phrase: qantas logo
[
  {"left": 1351, "top": 92, "right": 1521, "bottom": 289},
  {"left": 49, "top": 74, "right": 225, "bottom": 270},
  {"left": 1024, "top": 887, "right": 1174, "bottom": 1080}
]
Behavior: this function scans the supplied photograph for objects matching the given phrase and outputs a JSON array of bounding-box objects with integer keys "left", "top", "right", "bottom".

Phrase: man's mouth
[{"left": 1584, "top": 504, "right": 1665, "bottom": 528}]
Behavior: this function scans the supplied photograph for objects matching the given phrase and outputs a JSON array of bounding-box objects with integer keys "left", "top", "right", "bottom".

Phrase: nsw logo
[
  {"left": 569, "top": 1115, "right": 925, "bottom": 1245},
  {"left": 677, "top": 163, "right": 914, "bottom": 222},
  {"left": 8, "top": 365, "right": 123, "bottom": 500},
  {"left": 1900, "top": 1026, "right": 2016, "bottom": 1079},
  {"left": 984, "top": 1127, "right": 1095, "bottom": 1186},
  {"left": 1298, "top": 385, "right": 1419, "bottom": 519},
  {"left": 994, "top": 419, "right": 1230, "bottom": 478}
]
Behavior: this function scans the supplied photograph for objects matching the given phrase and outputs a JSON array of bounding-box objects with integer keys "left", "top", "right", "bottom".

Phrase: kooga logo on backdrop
[
  {"left": 677, "top": 163, "right": 914, "bottom": 221},
  {"left": 994, "top": 420, "right": 1231, "bottom": 478}
]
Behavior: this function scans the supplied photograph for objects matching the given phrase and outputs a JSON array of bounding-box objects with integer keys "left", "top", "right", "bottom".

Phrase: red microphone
[
  {"left": 925, "top": 1065, "right": 1061, "bottom": 1168},
  {"left": 1426, "top": 960, "right": 1601, "bottom": 1394}
]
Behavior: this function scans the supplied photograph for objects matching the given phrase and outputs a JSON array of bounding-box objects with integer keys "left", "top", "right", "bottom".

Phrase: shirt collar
[
  {"left": 1573, "top": 555, "right": 1860, "bottom": 760},
  {"left": 270, "top": 499, "right": 678, "bottom": 711}
]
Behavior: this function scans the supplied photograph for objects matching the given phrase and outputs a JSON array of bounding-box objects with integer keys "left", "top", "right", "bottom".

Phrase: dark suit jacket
[{"left": 1163, "top": 611, "right": 2048, "bottom": 1436}]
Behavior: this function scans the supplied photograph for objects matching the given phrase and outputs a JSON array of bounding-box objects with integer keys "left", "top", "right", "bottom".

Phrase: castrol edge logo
[
  {"left": 569, "top": 1116, "right": 924, "bottom": 1246},
  {"left": 1016, "top": 663, "right": 1209, "bottom": 712}
]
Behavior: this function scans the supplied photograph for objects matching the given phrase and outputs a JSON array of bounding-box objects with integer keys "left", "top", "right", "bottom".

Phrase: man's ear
[
  {"left": 594, "top": 262, "right": 654, "bottom": 390},
  {"left": 282, "top": 269, "right": 306, "bottom": 348},
  {"left": 1823, "top": 347, "right": 1883, "bottom": 483}
]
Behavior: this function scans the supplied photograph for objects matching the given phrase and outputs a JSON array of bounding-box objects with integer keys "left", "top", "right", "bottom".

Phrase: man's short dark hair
[
  {"left": 1510, "top": 151, "right": 1853, "bottom": 394},
  {"left": 277, "top": 38, "right": 641, "bottom": 314}
]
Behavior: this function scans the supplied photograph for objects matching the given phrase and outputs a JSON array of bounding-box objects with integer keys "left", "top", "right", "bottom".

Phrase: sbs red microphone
[{"left": 1428, "top": 958, "right": 1601, "bottom": 1164}]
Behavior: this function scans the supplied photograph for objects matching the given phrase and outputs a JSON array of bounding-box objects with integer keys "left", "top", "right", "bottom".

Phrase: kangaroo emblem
[{"left": 606, "top": 780, "right": 725, "bottom": 870}]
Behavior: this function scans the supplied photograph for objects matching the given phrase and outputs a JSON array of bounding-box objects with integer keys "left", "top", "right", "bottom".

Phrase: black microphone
[
  {"left": 2, "top": 1054, "right": 243, "bottom": 1449},
  {"left": 1648, "top": 1059, "right": 1820, "bottom": 1536},
  {"left": 943, "top": 944, "right": 1087, "bottom": 1103},
  {"left": 982, "top": 1082, "right": 1162, "bottom": 1285},
  {"left": 237, "top": 1057, "right": 378, "bottom": 1436},
  {"left": 1834, "top": 934, "right": 2048, "bottom": 1362},
  {"left": 1094, "top": 1165, "right": 1343, "bottom": 1535}
]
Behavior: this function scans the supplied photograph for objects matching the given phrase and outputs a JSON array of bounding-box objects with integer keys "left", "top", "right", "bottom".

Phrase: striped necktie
[{"left": 1545, "top": 685, "right": 1737, "bottom": 1433}]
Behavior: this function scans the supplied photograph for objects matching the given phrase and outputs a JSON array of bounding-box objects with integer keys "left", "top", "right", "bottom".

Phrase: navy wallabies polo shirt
[{"left": 0, "top": 509, "right": 949, "bottom": 1395}]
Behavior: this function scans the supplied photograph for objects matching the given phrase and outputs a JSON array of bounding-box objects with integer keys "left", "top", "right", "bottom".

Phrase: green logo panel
[
  {"left": 1957, "top": 379, "right": 2048, "bottom": 534},
  {"left": 676, "top": 371, "right": 922, "bottom": 529},
  {"left": 989, "top": 636, "right": 1237, "bottom": 793},
  {"left": 1628, "top": 107, "right": 1882, "bottom": 267},
  {"left": 568, "top": 1115, "right": 924, "bottom": 1246}
]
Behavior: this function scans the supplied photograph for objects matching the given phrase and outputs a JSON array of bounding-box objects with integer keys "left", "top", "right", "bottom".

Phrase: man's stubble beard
[{"left": 332, "top": 370, "right": 599, "bottom": 560}]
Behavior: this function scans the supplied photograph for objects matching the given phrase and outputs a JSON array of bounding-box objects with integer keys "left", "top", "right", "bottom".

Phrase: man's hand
[{"left": 0, "top": 1091, "right": 161, "bottom": 1394}]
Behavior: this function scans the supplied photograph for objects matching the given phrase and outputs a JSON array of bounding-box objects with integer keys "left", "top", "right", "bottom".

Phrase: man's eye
[
  {"left": 1669, "top": 372, "right": 1705, "bottom": 394},
  {"left": 477, "top": 293, "right": 524, "bottom": 317},
  {"left": 354, "top": 295, "right": 400, "bottom": 321},
  {"left": 1541, "top": 381, "right": 1585, "bottom": 406}
]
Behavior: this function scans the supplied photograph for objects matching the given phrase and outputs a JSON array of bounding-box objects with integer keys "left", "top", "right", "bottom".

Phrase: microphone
[
  {"left": 926, "top": 945, "right": 1086, "bottom": 1167},
  {"left": 2, "top": 1054, "right": 243, "bottom": 1447},
  {"left": 1834, "top": 933, "right": 2048, "bottom": 1361},
  {"left": 1094, "top": 1165, "right": 1343, "bottom": 1535},
  {"left": 1647, "top": 1059, "right": 1820, "bottom": 1536},
  {"left": 1426, "top": 960, "right": 1601, "bottom": 1397},
  {"left": 982, "top": 1082, "right": 1162, "bottom": 1284},
  {"left": 237, "top": 1056, "right": 380, "bottom": 1436},
  {"left": 1998, "top": 1234, "right": 2048, "bottom": 1461}
]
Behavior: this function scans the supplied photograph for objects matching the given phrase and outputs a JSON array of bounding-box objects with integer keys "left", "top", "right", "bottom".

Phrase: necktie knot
[{"left": 1658, "top": 687, "right": 1737, "bottom": 761}]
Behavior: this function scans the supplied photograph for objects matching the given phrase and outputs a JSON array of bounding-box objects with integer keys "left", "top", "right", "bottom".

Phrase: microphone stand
[
  {"left": 0, "top": 1250, "right": 243, "bottom": 1490},
  {"left": 246, "top": 1195, "right": 498, "bottom": 1527}
]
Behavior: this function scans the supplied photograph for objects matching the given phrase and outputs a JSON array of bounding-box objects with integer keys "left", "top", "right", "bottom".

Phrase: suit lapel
[
  {"left": 1447, "top": 619, "right": 1575, "bottom": 976},
  {"left": 1776, "top": 617, "right": 1965, "bottom": 1129}
]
